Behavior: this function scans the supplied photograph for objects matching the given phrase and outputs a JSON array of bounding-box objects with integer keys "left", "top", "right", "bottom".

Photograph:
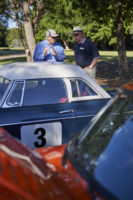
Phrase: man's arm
[
  {"left": 33, "top": 42, "right": 46, "bottom": 62},
  {"left": 53, "top": 45, "right": 66, "bottom": 62},
  {"left": 86, "top": 39, "right": 100, "bottom": 69},
  {"left": 51, "top": 46, "right": 58, "bottom": 56},
  {"left": 87, "top": 58, "right": 99, "bottom": 69}
]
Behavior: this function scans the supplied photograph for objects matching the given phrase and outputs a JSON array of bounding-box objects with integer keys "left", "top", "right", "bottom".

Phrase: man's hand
[
  {"left": 87, "top": 59, "right": 99, "bottom": 69},
  {"left": 85, "top": 65, "right": 93, "bottom": 70},
  {"left": 88, "top": 65, "right": 93, "bottom": 69},
  {"left": 43, "top": 47, "right": 49, "bottom": 56},
  {"left": 51, "top": 46, "right": 57, "bottom": 56}
]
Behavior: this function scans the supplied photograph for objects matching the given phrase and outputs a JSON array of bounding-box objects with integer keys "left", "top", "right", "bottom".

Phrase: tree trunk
[
  {"left": 22, "top": 1, "right": 36, "bottom": 61},
  {"left": 17, "top": 19, "right": 31, "bottom": 62},
  {"left": 63, "top": 40, "right": 70, "bottom": 50},
  {"left": 115, "top": 1, "right": 128, "bottom": 82}
]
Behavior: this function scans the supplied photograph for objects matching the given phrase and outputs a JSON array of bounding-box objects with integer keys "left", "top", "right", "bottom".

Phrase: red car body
[
  {"left": 0, "top": 128, "right": 92, "bottom": 200},
  {"left": 36, "top": 145, "right": 92, "bottom": 200}
]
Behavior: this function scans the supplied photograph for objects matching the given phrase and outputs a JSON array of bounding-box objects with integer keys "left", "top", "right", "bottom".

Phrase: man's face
[
  {"left": 73, "top": 32, "right": 84, "bottom": 43},
  {"left": 47, "top": 36, "right": 57, "bottom": 45}
]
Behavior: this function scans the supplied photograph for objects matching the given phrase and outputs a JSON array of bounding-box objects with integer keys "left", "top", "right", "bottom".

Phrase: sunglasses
[{"left": 73, "top": 33, "right": 80, "bottom": 37}]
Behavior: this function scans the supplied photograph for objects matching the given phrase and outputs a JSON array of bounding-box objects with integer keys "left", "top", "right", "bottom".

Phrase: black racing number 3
[{"left": 34, "top": 128, "right": 46, "bottom": 148}]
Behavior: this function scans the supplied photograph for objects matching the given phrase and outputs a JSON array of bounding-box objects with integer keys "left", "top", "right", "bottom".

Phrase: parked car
[
  {"left": 0, "top": 128, "right": 90, "bottom": 200},
  {"left": 0, "top": 62, "right": 110, "bottom": 149},
  {"left": 1, "top": 82, "right": 133, "bottom": 200},
  {"left": 36, "top": 82, "right": 133, "bottom": 200}
]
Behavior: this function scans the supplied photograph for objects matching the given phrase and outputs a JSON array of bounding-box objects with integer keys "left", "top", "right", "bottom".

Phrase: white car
[{"left": 0, "top": 62, "right": 111, "bottom": 148}]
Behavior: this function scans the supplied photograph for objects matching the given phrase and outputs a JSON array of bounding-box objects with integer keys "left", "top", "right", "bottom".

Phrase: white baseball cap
[{"left": 46, "top": 29, "right": 59, "bottom": 37}]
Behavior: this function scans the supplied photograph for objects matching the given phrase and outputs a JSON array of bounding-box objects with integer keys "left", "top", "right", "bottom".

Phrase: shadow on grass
[
  {"left": 0, "top": 57, "right": 26, "bottom": 65},
  {"left": 101, "top": 56, "right": 118, "bottom": 62},
  {"left": 96, "top": 60, "right": 133, "bottom": 87},
  {"left": 64, "top": 55, "right": 75, "bottom": 64},
  {"left": 0, "top": 49, "right": 25, "bottom": 56}
]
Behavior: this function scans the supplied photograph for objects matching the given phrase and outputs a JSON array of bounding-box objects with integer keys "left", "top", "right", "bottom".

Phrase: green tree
[
  {"left": 6, "top": 28, "right": 20, "bottom": 47},
  {"left": 35, "top": 0, "right": 85, "bottom": 49},
  {"left": 73, "top": 0, "right": 133, "bottom": 80},
  {"left": 0, "top": 22, "right": 7, "bottom": 46},
  {"left": 0, "top": 0, "right": 9, "bottom": 46},
  {"left": 5, "top": 0, "right": 51, "bottom": 61}
]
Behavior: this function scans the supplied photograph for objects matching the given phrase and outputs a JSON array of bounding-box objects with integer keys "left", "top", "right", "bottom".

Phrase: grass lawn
[
  {"left": 0, "top": 48, "right": 133, "bottom": 65},
  {"left": 64, "top": 50, "right": 133, "bottom": 63},
  {"left": 99, "top": 51, "right": 133, "bottom": 62}
]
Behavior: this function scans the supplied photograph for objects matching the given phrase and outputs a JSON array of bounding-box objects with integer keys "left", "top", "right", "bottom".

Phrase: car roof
[
  {"left": 0, "top": 62, "right": 111, "bottom": 98},
  {"left": 0, "top": 62, "right": 93, "bottom": 81}
]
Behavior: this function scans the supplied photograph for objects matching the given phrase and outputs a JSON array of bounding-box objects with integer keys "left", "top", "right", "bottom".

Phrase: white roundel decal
[{"left": 21, "top": 122, "right": 62, "bottom": 149}]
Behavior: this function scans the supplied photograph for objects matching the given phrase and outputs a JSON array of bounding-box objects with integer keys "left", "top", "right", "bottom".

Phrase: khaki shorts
[{"left": 83, "top": 66, "right": 96, "bottom": 80}]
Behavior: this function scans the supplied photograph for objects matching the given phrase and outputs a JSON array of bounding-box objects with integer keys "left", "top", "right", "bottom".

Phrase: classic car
[
  {"left": 36, "top": 82, "right": 133, "bottom": 200},
  {"left": 0, "top": 62, "right": 110, "bottom": 148},
  {"left": 0, "top": 128, "right": 90, "bottom": 200},
  {"left": 1, "top": 82, "right": 133, "bottom": 200}
]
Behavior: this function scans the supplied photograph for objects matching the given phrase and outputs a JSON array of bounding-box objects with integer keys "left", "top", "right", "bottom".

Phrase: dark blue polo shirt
[{"left": 74, "top": 38, "right": 100, "bottom": 68}]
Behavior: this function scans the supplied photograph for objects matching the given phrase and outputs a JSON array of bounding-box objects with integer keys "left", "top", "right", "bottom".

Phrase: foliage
[
  {"left": 34, "top": 0, "right": 133, "bottom": 50},
  {"left": 35, "top": 0, "right": 81, "bottom": 48},
  {"left": 0, "top": 0, "right": 9, "bottom": 46},
  {"left": 0, "top": 0, "right": 132, "bottom": 51},
  {"left": 0, "top": 0, "right": 9, "bottom": 26},
  {"left": 0, "top": 22, "right": 7, "bottom": 46},
  {"left": 6, "top": 28, "right": 20, "bottom": 47}
]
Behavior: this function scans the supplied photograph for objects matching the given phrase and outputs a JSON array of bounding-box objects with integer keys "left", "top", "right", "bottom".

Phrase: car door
[
  {"left": 69, "top": 78, "right": 110, "bottom": 133},
  {"left": 0, "top": 78, "right": 77, "bottom": 148}
]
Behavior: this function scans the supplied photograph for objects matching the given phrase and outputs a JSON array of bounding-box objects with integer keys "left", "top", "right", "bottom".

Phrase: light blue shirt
[{"left": 33, "top": 40, "right": 66, "bottom": 63}]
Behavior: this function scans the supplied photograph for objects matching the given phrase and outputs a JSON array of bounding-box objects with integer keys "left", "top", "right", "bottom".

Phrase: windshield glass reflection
[{"left": 70, "top": 93, "right": 133, "bottom": 199}]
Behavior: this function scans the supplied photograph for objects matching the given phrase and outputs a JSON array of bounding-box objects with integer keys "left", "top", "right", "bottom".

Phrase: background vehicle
[{"left": 0, "top": 62, "right": 110, "bottom": 148}]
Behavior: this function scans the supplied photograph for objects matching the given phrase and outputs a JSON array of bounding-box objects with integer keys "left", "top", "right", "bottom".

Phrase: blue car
[{"left": 0, "top": 62, "right": 111, "bottom": 148}]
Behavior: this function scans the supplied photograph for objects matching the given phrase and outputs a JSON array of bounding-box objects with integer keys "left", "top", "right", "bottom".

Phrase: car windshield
[
  {"left": 68, "top": 91, "right": 133, "bottom": 199},
  {"left": 0, "top": 76, "right": 10, "bottom": 101}
]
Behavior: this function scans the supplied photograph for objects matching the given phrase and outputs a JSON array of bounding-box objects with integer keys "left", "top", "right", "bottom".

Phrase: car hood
[
  {"left": 35, "top": 145, "right": 91, "bottom": 200},
  {"left": 0, "top": 128, "right": 83, "bottom": 200}
]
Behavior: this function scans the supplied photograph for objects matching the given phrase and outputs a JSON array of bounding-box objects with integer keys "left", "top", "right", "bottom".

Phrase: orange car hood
[
  {"left": 0, "top": 128, "right": 86, "bottom": 200},
  {"left": 36, "top": 145, "right": 92, "bottom": 200}
]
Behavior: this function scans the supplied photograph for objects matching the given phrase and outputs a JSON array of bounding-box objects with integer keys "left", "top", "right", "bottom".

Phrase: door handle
[{"left": 59, "top": 109, "right": 73, "bottom": 114}]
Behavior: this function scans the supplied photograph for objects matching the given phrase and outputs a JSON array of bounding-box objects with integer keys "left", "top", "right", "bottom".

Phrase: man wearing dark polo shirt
[{"left": 72, "top": 26, "right": 100, "bottom": 79}]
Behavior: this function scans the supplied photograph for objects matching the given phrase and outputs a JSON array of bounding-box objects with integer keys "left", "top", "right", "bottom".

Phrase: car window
[
  {"left": 0, "top": 77, "right": 10, "bottom": 100},
  {"left": 23, "top": 78, "right": 68, "bottom": 106},
  {"left": 7, "top": 81, "right": 24, "bottom": 105},
  {"left": 70, "top": 79, "right": 97, "bottom": 97}
]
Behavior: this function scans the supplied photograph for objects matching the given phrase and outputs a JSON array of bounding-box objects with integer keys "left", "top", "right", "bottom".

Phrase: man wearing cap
[
  {"left": 72, "top": 26, "right": 100, "bottom": 79},
  {"left": 33, "top": 29, "right": 66, "bottom": 63}
]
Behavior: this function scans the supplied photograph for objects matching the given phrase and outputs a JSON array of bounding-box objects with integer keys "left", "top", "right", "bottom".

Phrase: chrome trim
[
  {"left": 0, "top": 80, "right": 13, "bottom": 107},
  {"left": 71, "top": 96, "right": 110, "bottom": 102},
  {"left": 63, "top": 78, "right": 71, "bottom": 102},
  {"left": 0, "top": 114, "right": 94, "bottom": 127},
  {"left": 62, "top": 78, "right": 71, "bottom": 103},
  {"left": 2, "top": 80, "right": 25, "bottom": 108},
  {"left": 67, "top": 77, "right": 111, "bottom": 102},
  {"left": 20, "top": 81, "right": 26, "bottom": 106},
  {"left": 59, "top": 109, "right": 74, "bottom": 114}
]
